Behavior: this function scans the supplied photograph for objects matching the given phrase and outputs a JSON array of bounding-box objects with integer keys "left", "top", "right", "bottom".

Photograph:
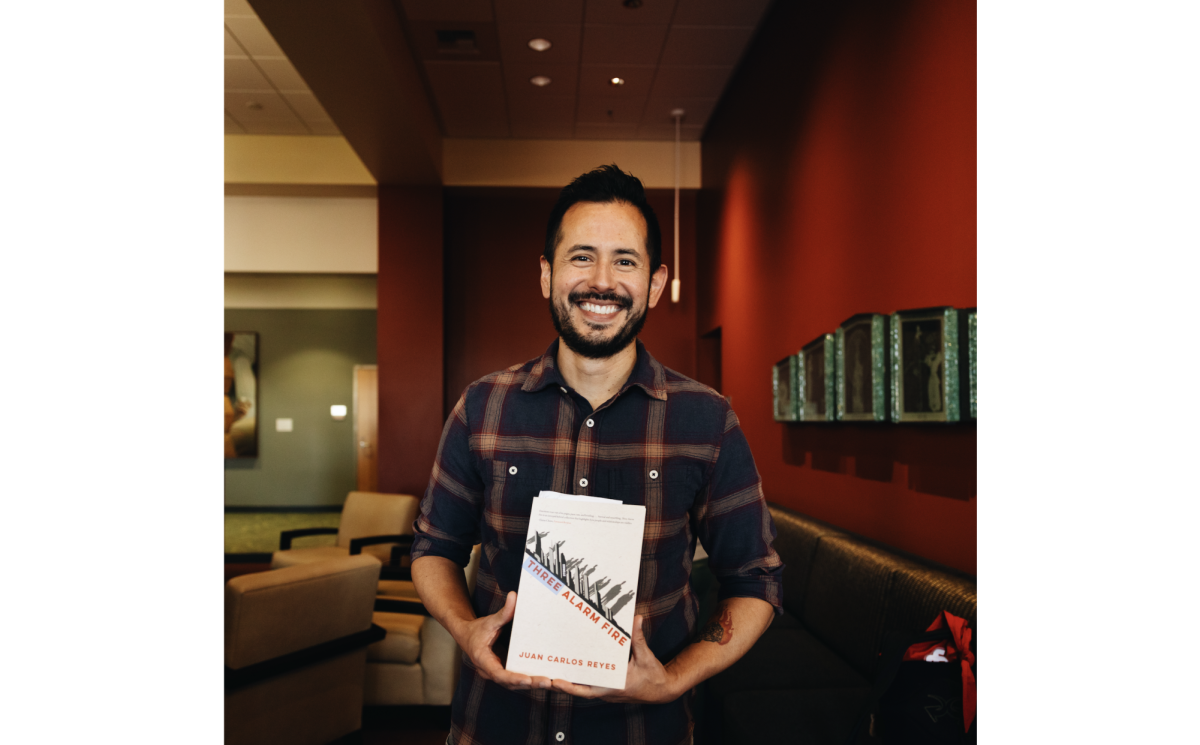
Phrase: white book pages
[{"left": 505, "top": 494, "right": 646, "bottom": 687}]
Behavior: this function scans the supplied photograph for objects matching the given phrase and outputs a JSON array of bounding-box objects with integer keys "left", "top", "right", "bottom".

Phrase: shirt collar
[{"left": 522, "top": 338, "right": 668, "bottom": 402}]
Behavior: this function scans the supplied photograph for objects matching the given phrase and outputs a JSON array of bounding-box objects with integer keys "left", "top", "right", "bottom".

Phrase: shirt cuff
[
  {"left": 410, "top": 532, "right": 473, "bottom": 569},
  {"left": 715, "top": 574, "right": 785, "bottom": 617}
]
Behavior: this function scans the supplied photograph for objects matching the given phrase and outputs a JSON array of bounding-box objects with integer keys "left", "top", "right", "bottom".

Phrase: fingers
[
  {"left": 490, "top": 591, "right": 517, "bottom": 628},
  {"left": 551, "top": 679, "right": 615, "bottom": 699},
  {"left": 630, "top": 615, "right": 650, "bottom": 659}
]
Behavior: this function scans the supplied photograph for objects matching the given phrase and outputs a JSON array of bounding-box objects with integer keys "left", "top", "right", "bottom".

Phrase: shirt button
[
  {"left": 586, "top": 419, "right": 594, "bottom": 428},
  {"left": 560, "top": 387, "right": 568, "bottom": 394},
  {"left": 649, "top": 469, "right": 659, "bottom": 479},
  {"left": 555, "top": 734, "right": 565, "bottom": 743},
  {"left": 509, "top": 466, "right": 518, "bottom": 475},
  {"left": 579, "top": 478, "right": 588, "bottom": 488}
]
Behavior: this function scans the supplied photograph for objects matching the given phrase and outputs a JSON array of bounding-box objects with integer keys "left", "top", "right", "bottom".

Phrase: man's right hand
[{"left": 458, "top": 591, "right": 552, "bottom": 692}]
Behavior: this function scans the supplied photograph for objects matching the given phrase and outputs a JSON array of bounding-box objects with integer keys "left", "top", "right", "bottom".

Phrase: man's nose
[{"left": 588, "top": 260, "right": 617, "bottom": 291}]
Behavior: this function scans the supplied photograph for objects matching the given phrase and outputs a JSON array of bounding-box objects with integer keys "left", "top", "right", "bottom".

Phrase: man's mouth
[{"left": 579, "top": 302, "right": 620, "bottom": 316}]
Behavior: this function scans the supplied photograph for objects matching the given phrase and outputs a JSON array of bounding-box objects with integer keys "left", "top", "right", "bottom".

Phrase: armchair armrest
[
  {"left": 279, "top": 527, "right": 338, "bottom": 550},
  {"left": 349, "top": 533, "right": 412, "bottom": 556},
  {"left": 374, "top": 597, "right": 431, "bottom": 617},
  {"left": 225, "top": 623, "right": 387, "bottom": 691}
]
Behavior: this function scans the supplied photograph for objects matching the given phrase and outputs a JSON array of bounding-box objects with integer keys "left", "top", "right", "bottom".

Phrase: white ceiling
[{"left": 226, "top": 0, "right": 773, "bottom": 142}]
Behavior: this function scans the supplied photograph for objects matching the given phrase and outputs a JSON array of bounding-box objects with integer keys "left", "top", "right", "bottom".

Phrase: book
[{"left": 505, "top": 491, "right": 647, "bottom": 688}]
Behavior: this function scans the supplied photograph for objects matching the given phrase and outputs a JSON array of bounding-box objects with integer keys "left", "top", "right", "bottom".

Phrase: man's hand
[
  {"left": 459, "top": 591, "right": 553, "bottom": 692},
  {"left": 550, "top": 615, "right": 681, "bottom": 704}
]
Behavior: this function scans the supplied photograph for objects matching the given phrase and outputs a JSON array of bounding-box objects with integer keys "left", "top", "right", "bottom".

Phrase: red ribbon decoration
[{"left": 900, "top": 610, "right": 976, "bottom": 733}]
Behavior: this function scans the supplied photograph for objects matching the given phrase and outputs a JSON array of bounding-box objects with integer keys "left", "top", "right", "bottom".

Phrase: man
[{"left": 411, "top": 165, "right": 783, "bottom": 745}]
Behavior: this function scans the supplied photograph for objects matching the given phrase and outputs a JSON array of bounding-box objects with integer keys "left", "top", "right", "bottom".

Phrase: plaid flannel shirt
[{"left": 411, "top": 339, "right": 784, "bottom": 745}]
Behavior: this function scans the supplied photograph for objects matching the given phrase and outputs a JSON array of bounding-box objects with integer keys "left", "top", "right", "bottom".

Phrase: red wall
[
  {"left": 443, "top": 187, "right": 697, "bottom": 417},
  {"left": 377, "top": 185, "right": 444, "bottom": 496},
  {"left": 699, "top": 0, "right": 977, "bottom": 573}
]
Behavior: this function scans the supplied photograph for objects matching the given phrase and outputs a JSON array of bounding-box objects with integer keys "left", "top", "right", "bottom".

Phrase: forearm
[
  {"left": 663, "top": 596, "right": 775, "bottom": 696},
  {"left": 411, "top": 554, "right": 478, "bottom": 645}
]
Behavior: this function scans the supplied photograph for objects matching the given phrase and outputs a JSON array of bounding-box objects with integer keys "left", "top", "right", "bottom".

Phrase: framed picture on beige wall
[{"left": 225, "top": 331, "right": 258, "bottom": 458}]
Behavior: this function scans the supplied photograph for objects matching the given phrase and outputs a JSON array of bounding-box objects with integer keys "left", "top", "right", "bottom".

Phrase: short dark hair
[{"left": 544, "top": 164, "right": 662, "bottom": 272}]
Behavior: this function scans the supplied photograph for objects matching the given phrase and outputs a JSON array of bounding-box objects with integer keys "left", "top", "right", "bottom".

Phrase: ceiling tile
[
  {"left": 510, "top": 122, "right": 577, "bottom": 140},
  {"left": 659, "top": 26, "right": 754, "bottom": 67},
  {"left": 282, "top": 91, "right": 332, "bottom": 122},
  {"left": 424, "top": 61, "right": 510, "bottom": 138},
  {"left": 225, "top": 111, "right": 248, "bottom": 134},
  {"left": 573, "top": 123, "right": 640, "bottom": 140},
  {"left": 585, "top": 0, "right": 678, "bottom": 26},
  {"left": 225, "top": 28, "right": 247, "bottom": 57},
  {"left": 578, "top": 65, "right": 655, "bottom": 99},
  {"left": 581, "top": 24, "right": 668, "bottom": 66},
  {"left": 307, "top": 120, "right": 343, "bottom": 136},
  {"left": 671, "top": 0, "right": 773, "bottom": 27},
  {"left": 497, "top": 23, "right": 581, "bottom": 66},
  {"left": 576, "top": 96, "right": 647, "bottom": 125},
  {"left": 508, "top": 94, "right": 576, "bottom": 127},
  {"left": 224, "top": 17, "right": 285, "bottom": 57},
  {"left": 639, "top": 97, "right": 716, "bottom": 126},
  {"left": 224, "top": 0, "right": 255, "bottom": 16},
  {"left": 225, "top": 89, "right": 301, "bottom": 125},
  {"left": 635, "top": 122, "right": 705, "bottom": 141},
  {"left": 648, "top": 65, "right": 732, "bottom": 100},
  {"left": 225, "top": 58, "right": 271, "bottom": 90},
  {"left": 494, "top": 0, "right": 583, "bottom": 24},
  {"left": 407, "top": 21, "right": 500, "bottom": 62},
  {"left": 503, "top": 64, "right": 578, "bottom": 98},
  {"left": 256, "top": 57, "right": 310, "bottom": 91},
  {"left": 240, "top": 120, "right": 311, "bottom": 135},
  {"left": 399, "top": 0, "right": 493, "bottom": 23}
]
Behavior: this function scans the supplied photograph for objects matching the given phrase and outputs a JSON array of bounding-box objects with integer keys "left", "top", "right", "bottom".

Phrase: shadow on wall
[{"left": 782, "top": 422, "right": 976, "bottom": 501}]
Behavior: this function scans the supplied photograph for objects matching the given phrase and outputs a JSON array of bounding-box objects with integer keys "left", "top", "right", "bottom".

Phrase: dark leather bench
[{"left": 697, "top": 504, "right": 977, "bottom": 744}]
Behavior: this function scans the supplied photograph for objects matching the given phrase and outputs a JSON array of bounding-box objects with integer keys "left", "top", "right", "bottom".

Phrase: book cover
[{"left": 505, "top": 491, "right": 647, "bottom": 688}]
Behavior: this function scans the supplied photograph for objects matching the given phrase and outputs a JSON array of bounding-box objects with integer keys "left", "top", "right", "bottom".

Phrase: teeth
[{"left": 581, "top": 302, "right": 619, "bottom": 315}]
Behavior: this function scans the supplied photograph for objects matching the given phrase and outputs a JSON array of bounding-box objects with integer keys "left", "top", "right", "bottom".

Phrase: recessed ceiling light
[
  {"left": 609, "top": 77, "right": 625, "bottom": 86},
  {"left": 530, "top": 75, "right": 552, "bottom": 87},
  {"left": 527, "top": 38, "right": 552, "bottom": 52}
]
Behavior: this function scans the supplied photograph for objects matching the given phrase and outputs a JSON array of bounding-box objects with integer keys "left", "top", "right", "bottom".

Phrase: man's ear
[
  {"left": 647, "top": 264, "right": 669, "bottom": 308},
  {"left": 540, "top": 256, "right": 552, "bottom": 300}
]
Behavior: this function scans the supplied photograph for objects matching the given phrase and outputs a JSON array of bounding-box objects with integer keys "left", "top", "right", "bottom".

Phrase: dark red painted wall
[
  {"left": 377, "top": 185, "right": 444, "bottom": 496},
  {"left": 443, "top": 187, "right": 697, "bottom": 417},
  {"left": 699, "top": 0, "right": 977, "bottom": 573}
]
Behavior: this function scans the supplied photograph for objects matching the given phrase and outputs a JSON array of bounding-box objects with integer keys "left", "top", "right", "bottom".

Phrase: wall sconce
[{"left": 330, "top": 405, "right": 348, "bottom": 421}]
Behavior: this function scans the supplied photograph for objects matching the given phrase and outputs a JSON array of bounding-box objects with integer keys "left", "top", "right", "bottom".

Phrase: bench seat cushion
[{"left": 722, "top": 688, "right": 877, "bottom": 745}]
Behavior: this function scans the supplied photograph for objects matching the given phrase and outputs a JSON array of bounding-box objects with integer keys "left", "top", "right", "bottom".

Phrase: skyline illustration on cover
[{"left": 525, "top": 528, "right": 636, "bottom": 638}]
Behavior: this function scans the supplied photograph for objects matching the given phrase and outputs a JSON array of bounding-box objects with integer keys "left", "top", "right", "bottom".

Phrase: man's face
[{"left": 540, "top": 200, "right": 668, "bottom": 360}]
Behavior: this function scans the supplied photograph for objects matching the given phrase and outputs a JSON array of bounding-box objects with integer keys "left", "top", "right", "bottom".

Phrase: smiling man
[{"left": 410, "top": 165, "right": 784, "bottom": 745}]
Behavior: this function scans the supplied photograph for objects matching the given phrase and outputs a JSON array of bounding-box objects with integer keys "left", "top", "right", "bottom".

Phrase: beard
[{"left": 550, "top": 288, "right": 648, "bottom": 360}]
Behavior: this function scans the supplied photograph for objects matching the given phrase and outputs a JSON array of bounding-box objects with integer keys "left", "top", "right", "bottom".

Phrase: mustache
[{"left": 568, "top": 291, "right": 632, "bottom": 309}]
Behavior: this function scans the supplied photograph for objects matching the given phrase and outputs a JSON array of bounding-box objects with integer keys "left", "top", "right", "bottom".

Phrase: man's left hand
[{"left": 550, "top": 615, "right": 681, "bottom": 704}]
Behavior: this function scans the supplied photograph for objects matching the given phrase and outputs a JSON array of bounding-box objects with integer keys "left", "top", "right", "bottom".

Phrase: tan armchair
[
  {"left": 366, "top": 545, "right": 481, "bottom": 706},
  {"left": 225, "top": 554, "right": 384, "bottom": 745},
  {"left": 271, "top": 491, "right": 419, "bottom": 569}
]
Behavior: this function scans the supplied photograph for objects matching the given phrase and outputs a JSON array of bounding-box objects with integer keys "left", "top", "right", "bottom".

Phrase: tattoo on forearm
[{"left": 700, "top": 608, "right": 734, "bottom": 645}]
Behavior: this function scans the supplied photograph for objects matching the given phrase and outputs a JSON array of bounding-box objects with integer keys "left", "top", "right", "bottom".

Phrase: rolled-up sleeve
[
  {"left": 410, "top": 391, "right": 483, "bottom": 568},
  {"left": 695, "top": 408, "right": 785, "bottom": 614}
]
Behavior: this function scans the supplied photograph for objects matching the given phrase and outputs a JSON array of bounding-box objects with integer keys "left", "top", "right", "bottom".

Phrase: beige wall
[
  {"left": 442, "top": 138, "right": 701, "bottom": 188},
  {"left": 224, "top": 195, "right": 378, "bottom": 273}
]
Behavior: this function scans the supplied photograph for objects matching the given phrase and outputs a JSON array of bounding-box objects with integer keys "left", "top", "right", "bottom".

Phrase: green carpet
[{"left": 225, "top": 513, "right": 342, "bottom": 554}]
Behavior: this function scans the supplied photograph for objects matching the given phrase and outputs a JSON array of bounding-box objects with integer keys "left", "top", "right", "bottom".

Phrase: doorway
[{"left": 353, "top": 365, "right": 378, "bottom": 492}]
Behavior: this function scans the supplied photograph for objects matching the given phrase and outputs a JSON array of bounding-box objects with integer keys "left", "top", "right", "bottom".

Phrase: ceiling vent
[{"left": 435, "top": 30, "right": 478, "bottom": 54}]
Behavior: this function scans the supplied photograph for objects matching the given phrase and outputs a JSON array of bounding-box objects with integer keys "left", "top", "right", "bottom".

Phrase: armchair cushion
[{"left": 369, "top": 612, "right": 424, "bottom": 665}]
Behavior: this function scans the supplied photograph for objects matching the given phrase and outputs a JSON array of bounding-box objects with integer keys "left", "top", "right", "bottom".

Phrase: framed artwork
[
  {"left": 225, "top": 332, "right": 259, "bottom": 458},
  {"left": 798, "top": 334, "right": 836, "bottom": 422},
  {"left": 772, "top": 355, "right": 799, "bottom": 422},
  {"left": 889, "top": 308, "right": 962, "bottom": 422},
  {"left": 835, "top": 313, "right": 888, "bottom": 422},
  {"left": 965, "top": 308, "right": 977, "bottom": 420}
]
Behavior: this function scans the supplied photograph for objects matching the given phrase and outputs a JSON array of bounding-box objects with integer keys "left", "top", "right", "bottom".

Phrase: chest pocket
[
  {"left": 603, "top": 464, "right": 704, "bottom": 557},
  {"left": 485, "top": 459, "right": 551, "bottom": 552}
]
